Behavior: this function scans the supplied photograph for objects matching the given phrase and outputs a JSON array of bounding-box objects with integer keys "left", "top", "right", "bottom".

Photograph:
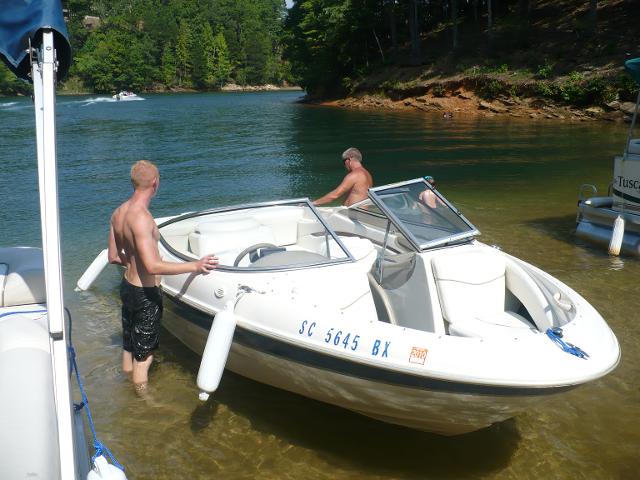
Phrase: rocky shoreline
[
  {"left": 220, "top": 83, "right": 302, "bottom": 92},
  {"left": 320, "top": 88, "right": 636, "bottom": 123}
]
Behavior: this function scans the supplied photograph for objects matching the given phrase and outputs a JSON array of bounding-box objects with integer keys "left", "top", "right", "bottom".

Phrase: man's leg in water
[
  {"left": 133, "top": 354, "right": 153, "bottom": 393},
  {"left": 122, "top": 350, "right": 133, "bottom": 377}
]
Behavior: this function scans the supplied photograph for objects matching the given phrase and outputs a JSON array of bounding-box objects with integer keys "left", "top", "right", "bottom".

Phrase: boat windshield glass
[
  {"left": 159, "top": 199, "right": 354, "bottom": 271},
  {"left": 368, "top": 179, "right": 479, "bottom": 250}
]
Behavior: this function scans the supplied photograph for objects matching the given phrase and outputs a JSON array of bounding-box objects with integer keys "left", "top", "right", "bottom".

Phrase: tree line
[
  {"left": 283, "top": 0, "right": 607, "bottom": 95},
  {"left": 62, "top": 0, "right": 291, "bottom": 93}
]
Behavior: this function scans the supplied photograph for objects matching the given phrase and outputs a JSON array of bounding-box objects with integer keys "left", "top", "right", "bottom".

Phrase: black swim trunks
[{"left": 120, "top": 278, "right": 163, "bottom": 361}]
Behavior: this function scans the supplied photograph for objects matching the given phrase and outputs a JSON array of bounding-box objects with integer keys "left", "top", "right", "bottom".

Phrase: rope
[
  {"left": 545, "top": 328, "right": 589, "bottom": 359},
  {"left": 66, "top": 310, "right": 125, "bottom": 473},
  {"left": 0, "top": 309, "right": 47, "bottom": 319}
]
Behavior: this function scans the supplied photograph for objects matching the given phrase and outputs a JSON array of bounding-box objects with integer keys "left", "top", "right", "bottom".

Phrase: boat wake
[
  {"left": 78, "top": 96, "right": 145, "bottom": 107},
  {"left": 0, "top": 101, "right": 29, "bottom": 111}
]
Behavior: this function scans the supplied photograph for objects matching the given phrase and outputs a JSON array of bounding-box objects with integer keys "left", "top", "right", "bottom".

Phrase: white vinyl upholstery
[
  {"left": 432, "top": 249, "right": 540, "bottom": 338},
  {"left": 189, "top": 218, "right": 276, "bottom": 261},
  {"left": 0, "top": 247, "right": 46, "bottom": 307},
  {"left": 504, "top": 258, "right": 554, "bottom": 331},
  {"left": 251, "top": 206, "right": 304, "bottom": 245}
]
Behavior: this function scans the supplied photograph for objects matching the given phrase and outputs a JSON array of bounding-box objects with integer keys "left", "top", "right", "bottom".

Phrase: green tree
[
  {"left": 212, "top": 30, "right": 233, "bottom": 86},
  {"left": 176, "top": 19, "right": 192, "bottom": 86},
  {"left": 161, "top": 44, "right": 177, "bottom": 86}
]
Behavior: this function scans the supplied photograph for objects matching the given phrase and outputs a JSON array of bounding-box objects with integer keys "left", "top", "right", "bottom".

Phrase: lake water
[{"left": 1, "top": 92, "right": 638, "bottom": 479}]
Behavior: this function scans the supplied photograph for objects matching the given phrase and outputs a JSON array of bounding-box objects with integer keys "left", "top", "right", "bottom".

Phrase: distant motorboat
[
  {"left": 112, "top": 90, "right": 139, "bottom": 101},
  {"left": 576, "top": 57, "right": 640, "bottom": 256}
]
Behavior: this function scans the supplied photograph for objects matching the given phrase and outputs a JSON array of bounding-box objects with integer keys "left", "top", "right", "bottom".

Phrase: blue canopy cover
[{"left": 0, "top": 0, "right": 71, "bottom": 81}]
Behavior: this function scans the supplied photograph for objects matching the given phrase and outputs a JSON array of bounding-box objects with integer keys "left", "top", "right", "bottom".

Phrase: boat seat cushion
[
  {"left": 189, "top": 218, "right": 276, "bottom": 260},
  {"left": 0, "top": 247, "right": 46, "bottom": 307},
  {"left": 432, "top": 249, "right": 507, "bottom": 323},
  {"left": 432, "top": 249, "right": 551, "bottom": 338}
]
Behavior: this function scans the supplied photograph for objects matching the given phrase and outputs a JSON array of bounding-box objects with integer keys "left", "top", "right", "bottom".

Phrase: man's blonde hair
[{"left": 130, "top": 160, "right": 159, "bottom": 189}]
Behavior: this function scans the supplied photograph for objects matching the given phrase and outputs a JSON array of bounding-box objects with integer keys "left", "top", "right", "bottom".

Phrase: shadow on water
[
  {"left": 526, "top": 214, "right": 631, "bottom": 268},
  {"left": 158, "top": 327, "right": 521, "bottom": 479},
  {"left": 190, "top": 397, "right": 220, "bottom": 433},
  {"left": 525, "top": 214, "right": 578, "bottom": 246}
]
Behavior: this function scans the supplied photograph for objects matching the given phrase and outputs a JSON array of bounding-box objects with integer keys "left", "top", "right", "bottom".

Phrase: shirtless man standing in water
[
  {"left": 108, "top": 160, "right": 218, "bottom": 394},
  {"left": 314, "top": 147, "right": 373, "bottom": 207}
]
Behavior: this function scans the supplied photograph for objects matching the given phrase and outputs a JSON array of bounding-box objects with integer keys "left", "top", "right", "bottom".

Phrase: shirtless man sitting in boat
[
  {"left": 314, "top": 147, "right": 373, "bottom": 207},
  {"left": 108, "top": 160, "right": 219, "bottom": 394}
]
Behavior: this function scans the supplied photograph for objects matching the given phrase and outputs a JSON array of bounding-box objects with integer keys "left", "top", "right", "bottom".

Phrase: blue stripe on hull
[
  {"left": 163, "top": 292, "right": 575, "bottom": 397},
  {"left": 612, "top": 187, "right": 640, "bottom": 206}
]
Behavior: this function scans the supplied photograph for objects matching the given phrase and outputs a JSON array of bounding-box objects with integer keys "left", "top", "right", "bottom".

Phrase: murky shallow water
[{"left": 1, "top": 92, "right": 638, "bottom": 479}]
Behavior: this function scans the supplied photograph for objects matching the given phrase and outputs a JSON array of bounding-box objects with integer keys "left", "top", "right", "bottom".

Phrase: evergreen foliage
[
  {"left": 53, "top": 0, "right": 290, "bottom": 93},
  {"left": 283, "top": 0, "right": 639, "bottom": 97}
]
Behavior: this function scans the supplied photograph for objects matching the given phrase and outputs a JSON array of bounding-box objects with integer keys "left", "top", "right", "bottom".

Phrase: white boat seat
[
  {"left": 318, "top": 236, "right": 375, "bottom": 260},
  {"left": 367, "top": 272, "right": 397, "bottom": 324},
  {"left": 188, "top": 218, "right": 276, "bottom": 260},
  {"left": 0, "top": 247, "right": 46, "bottom": 307},
  {"left": 432, "top": 249, "right": 551, "bottom": 338}
]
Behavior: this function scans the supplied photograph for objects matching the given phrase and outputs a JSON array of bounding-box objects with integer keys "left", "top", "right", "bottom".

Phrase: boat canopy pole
[
  {"left": 624, "top": 89, "right": 640, "bottom": 159},
  {"left": 32, "top": 30, "right": 79, "bottom": 480}
]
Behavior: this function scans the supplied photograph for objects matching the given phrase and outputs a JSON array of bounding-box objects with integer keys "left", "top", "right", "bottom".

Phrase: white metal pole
[{"left": 32, "top": 30, "right": 78, "bottom": 480}]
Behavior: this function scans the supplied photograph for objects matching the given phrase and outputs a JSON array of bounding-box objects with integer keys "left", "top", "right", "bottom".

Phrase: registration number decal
[
  {"left": 409, "top": 347, "right": 428, "bottom": 365},
  {"left": 297, "top": 320, "right": 390, "bottom": 357}
]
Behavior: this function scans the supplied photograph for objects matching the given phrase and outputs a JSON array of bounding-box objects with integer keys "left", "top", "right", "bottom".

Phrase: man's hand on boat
[{"left": 195, "top": 254, "right": 219, "bottom": 274}]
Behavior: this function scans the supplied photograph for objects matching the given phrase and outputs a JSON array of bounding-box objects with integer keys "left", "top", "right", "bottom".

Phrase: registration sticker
[{"left": 409, "top": 347, "right": 428, "bottom": 365}]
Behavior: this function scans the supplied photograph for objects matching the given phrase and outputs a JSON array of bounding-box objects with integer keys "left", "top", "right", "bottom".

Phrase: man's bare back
[
  {"left": 110, "top": 199, "right": 161, "bottom": 287},
  {"left": 108, "top": 170, "right": 218, "bottom": 286},
  {"left": 314, "top": 147, "right": 373, "bottom": 207},
  {"left": 341, "top": 168, "right": 373, "bottom": 206}
]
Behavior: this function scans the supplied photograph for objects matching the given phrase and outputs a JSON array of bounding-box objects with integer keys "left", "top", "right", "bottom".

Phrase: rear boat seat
[
  {"left": 432, "top": 249, "right": 552, "bottom": 338},
  {"left": 0, "top": 247, "right": 46, "bottom": 307},
  {"left": 188, "top": 218, "right": 276, "bottom": 265},
  {"left": 296, "top": 235, "right": 375, "bottom": 261}
]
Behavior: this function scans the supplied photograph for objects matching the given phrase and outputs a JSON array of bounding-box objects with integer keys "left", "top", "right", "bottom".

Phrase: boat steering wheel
[{"left": 233, "top": 243, "right": 278, "bottom": 267}]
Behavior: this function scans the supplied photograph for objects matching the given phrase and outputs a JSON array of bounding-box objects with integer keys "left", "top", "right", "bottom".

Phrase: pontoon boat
[
  {"left": 576, "top": 57, "right": 640, "bottom": 256},
  {"left": 0, "top": 1, "right": 125, "bottom": 477}
]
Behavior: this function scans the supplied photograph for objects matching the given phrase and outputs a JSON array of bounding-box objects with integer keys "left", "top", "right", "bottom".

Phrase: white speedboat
[
  {"left": 576, "top": 57, "right": 640, "bottom": 256},
  {"left": 0, "top": 2, "right": 125, "bottom": 478},
  {"left": 112, "top": 91, "right": 139, "bottom": 101},
  {"left": 155, "top": 178, "right": 620, "bottom": 435}
]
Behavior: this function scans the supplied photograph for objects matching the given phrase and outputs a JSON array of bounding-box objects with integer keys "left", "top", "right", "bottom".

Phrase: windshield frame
[
  {"left": 158, "top": 198, "right": 356, "bottom": 272},
  {"left": 367, "top": 178, "right": 480, "bottom": 251}
]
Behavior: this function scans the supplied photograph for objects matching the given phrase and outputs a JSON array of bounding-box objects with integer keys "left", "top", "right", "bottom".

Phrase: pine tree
[
  {"left": 176, "top": 19, "right": 192, "bottom": 86},
  {"left": 161, "top": 44, "right": 177, "bottom": 86},
  {"left": 212, "top": 30, "right": 233, "bottom": 87}
]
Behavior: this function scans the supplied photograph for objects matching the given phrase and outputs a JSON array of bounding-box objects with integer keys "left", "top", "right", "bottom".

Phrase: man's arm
[
  {"left": 107, "top": 218, "right": 124, "bottom": 265},
  {"left": 314, "top": 174, "right": 356, "bottom": 206},
  {"left": 133, "top": 214, "right": 218, "bottom": 275}
]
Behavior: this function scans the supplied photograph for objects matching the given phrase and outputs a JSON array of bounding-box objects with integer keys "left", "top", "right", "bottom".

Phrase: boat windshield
[
  {"left": 367, "top": 178, "right": 479, "bottom": 250},
  {"left": 159, "top": 199, "right": 354, "bottom": 271}
]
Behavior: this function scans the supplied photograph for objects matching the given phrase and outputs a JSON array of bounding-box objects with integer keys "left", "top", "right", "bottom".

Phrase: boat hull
[{"left": 162, "top": 294, "right": 570, "bottom": 436}]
